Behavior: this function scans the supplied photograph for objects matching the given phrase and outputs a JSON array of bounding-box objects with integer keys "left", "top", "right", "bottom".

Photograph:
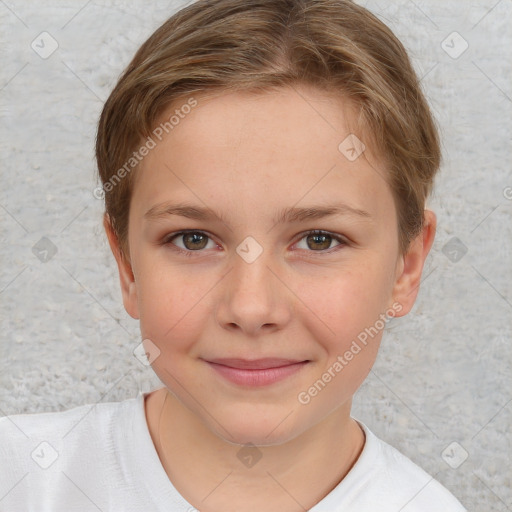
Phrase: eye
[
  {"left": 294, "top": 230, "right": 346, "bottom": 253},
  {"left": 164, "top": 230, "right": 218, "bottom": 255},
  {"left": 163, "top": 229, "right": 347, "bottom": 257}
]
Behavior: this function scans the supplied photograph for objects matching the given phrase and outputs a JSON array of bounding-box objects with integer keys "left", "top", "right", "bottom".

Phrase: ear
[
  {"left": 391, "top": 209, "right": 436, "bottom": 317},
  {"left": 103, "top": 213, "right": 139, "bottom": 319}
]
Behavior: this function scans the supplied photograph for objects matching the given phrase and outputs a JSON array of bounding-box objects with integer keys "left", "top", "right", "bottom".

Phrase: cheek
[
  {"left": 135, "top": 264, "right": 213, "bottom": 354},
  {"left": 295, "top": 266, "right": 390, "bottom": 410},
  {"left": 300, "top": 259, "right": 394, "bottom": 345}
]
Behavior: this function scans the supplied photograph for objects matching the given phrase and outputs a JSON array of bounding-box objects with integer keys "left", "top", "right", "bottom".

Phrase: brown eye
[
  {"left": 182, "top": 232, "right": 208, "bottom": 250},
  {"left": 166, "top": 231, "right": 214, "bottom": 252},
  {"left": 295, "top": 230, "right": 345, "bottom": 252},
  {"left": 306, "top": 233, "right": 332, "bottom": 250}
]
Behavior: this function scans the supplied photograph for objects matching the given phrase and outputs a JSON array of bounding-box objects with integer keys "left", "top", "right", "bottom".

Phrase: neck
[{"left": 145, "top": 388, "right": 365, "bottom": 512}]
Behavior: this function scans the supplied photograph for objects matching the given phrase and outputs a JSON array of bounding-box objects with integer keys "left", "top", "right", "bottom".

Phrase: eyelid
[
  {"left": 293, "top": 229, "right": 348, "bottom": 250},
  {"left": 162, "top": 229, "right": 216, "bottom": 244}
]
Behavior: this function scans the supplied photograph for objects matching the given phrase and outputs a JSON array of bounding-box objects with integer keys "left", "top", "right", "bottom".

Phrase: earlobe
[
  {"left": 103, "top": 214, "right": 140, "bottom": 319},
  {"left": 391, "top": 209, "right": 437, "bottom": 317}
]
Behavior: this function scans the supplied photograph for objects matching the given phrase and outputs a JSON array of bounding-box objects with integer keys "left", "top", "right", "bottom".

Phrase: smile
[{"left": 203, "top": 358, "right": 310, "bottom": 387}]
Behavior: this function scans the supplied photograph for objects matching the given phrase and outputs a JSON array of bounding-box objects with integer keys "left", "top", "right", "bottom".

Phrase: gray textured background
[{"left": 1, "top": 1, "right": 511, "bottom": 510}]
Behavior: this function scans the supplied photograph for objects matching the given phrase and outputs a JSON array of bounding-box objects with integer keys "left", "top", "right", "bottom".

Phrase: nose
[{"left": 215, "top": 248, "right": 292, "bottom": 336}]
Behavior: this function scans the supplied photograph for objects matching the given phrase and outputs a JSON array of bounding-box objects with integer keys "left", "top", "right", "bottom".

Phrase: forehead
[
  {"left": 166, "top": 85, "right": 368, "bottom": 155},
  {"left": 131, "top": 85, "right": 394, "bottom": 227}
]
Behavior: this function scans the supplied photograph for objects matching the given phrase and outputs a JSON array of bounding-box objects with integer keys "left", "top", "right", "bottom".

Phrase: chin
[{"left": 208, "top": 407, "right": 305, "bottom": 447}]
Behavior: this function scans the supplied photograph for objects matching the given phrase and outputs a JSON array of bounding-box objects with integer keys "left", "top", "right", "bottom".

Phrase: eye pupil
[
  {"left": 184, "top": 232, "right": 208, "bottom": 250},
  {"left": 307, "top": 233, "right": 331, "bottom": 250}
]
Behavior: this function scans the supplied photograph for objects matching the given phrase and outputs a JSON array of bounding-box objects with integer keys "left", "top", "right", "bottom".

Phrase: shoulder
[
  {"left": 0, "top": 397, "right": 127, "bottom": 459},
  {"left": 312, "top": 420, "right": 467, "bottom": 512},
  {"left": 0, "top": 395, "right": 140, "bottom": 507},
  {"left": 357, "top": 422, "right": 467, "bottom": 511}
]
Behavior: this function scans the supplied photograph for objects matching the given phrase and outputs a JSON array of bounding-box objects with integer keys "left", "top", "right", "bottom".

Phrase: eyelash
[{"left": 162, "top": 229, "right": 347, "bottom": 257}]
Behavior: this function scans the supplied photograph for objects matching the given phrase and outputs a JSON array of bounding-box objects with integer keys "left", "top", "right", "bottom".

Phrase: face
[{"left": 106, "top": 85, "right": 435, "bottom": 446}]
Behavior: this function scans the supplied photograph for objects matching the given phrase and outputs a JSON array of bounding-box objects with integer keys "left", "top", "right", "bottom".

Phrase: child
[{"left": 0, "top": 0, "right": 467, "bottom": 510}]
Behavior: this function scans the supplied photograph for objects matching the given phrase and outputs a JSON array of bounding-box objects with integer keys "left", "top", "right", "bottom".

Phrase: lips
[
  {"left": 203, "top": 358, "right": 310, "bottom": 386},
  {"left": 205, "top": 358, "right": 307, "bottom": 370}
]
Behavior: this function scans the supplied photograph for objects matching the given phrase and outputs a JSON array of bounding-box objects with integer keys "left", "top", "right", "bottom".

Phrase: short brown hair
[{"left": 96, "top": 0, "right": 441, "bottom": 257}]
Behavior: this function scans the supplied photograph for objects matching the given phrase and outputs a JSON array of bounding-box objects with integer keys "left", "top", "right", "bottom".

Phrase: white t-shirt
[{"left": 0, "top": 390, "right": 466, "bottom": 511}]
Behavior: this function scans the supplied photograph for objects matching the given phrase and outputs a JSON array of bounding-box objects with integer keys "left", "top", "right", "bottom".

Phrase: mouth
[{"left": 202, "top": 358, "right": 310, "bottom": 387}]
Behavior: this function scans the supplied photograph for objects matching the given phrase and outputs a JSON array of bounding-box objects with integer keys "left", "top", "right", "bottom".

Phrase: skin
[{"left": 104, "top": 84, "right": 436, "bottom": 512}]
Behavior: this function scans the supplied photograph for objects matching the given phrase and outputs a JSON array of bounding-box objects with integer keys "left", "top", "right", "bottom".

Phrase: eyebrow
[{"left": 144, "top": 201, "right": 371, "bottom": 225}]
